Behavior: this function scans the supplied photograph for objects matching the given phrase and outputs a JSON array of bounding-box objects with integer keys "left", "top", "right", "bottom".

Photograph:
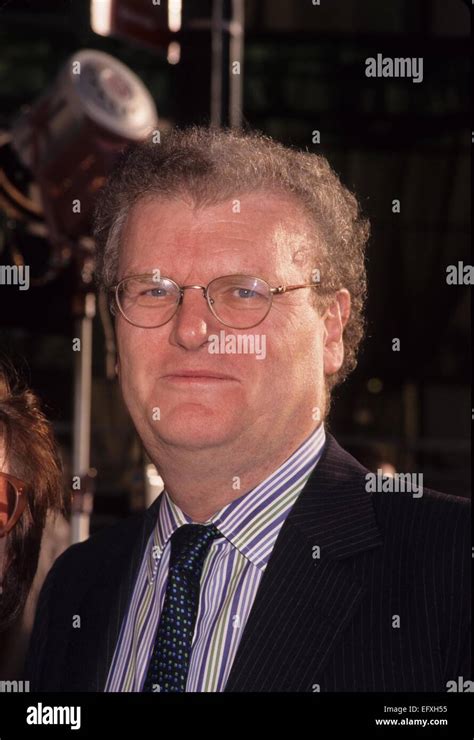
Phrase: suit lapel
[
  {"left": 80, "top": 495, "right": 163, "bottom": 691},
  {"left": 97, "top": 494, "right": 164, "bottom": 691},
  {"left": 224, "top": 434, "right": 384, "bottom": 691}
]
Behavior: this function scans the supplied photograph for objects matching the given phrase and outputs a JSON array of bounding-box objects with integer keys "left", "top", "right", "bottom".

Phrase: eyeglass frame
[
  {"left": 107, "top": 273, "right": 323, "bottom": 330},
  {"left": 0, "top": 472, "right": 28, "bottom": 537}
]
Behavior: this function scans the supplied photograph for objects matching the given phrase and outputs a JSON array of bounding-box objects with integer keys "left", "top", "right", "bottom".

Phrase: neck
[{"left": 148, "top": 423, "right": 321, "bottom": 522}]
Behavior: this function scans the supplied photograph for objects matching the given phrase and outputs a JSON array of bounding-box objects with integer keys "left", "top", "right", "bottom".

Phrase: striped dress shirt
[{"left": 105, "top": 423, "right": 326, "bottom": 692}]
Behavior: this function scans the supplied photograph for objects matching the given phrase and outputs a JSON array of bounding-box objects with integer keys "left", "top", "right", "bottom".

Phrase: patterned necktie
[{"left": 142, "top": 523, "right": 221, "bottom": 692}]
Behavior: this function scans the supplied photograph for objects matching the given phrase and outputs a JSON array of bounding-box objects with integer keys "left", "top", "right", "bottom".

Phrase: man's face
[{"left": 115, "top": 192, "right": 347, "bottom": 459}]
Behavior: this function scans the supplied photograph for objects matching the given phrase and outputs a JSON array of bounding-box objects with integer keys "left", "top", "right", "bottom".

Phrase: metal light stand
[
  {"left": 210, "top": 0, "right": 244, "bottom": 128},
  {"left": 71, "top": 251, "right": 96, "bottom": 544}
]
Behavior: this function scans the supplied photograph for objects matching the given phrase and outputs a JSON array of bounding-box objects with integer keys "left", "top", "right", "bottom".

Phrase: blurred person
[
  {"left": 26, "top": 127, "right": 471, "bottom": 692},
  {"left": 0, "top": 362, "right": 69, "bottom": 675}
]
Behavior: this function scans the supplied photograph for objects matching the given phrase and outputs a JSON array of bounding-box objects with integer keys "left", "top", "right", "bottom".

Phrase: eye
[
  {"left": 141, "top": 287, "right": 169, "bottom": 298},
  {"left": 234, "top": 287, "right": 259, "bottom": 299}
]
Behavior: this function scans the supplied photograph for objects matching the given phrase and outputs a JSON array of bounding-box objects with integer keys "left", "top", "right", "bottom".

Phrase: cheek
[
  {"left": 258, "top": 320, "right": 321, "bottom": 396},
  {"left": 116, "top": 326, "right": 158, "bottom": 397},
  {"left": 270, "top": 312, "right": 322, "bottom": 368},
  {"left": 118, "top": 321, "right": 158, "bottom": 365}
]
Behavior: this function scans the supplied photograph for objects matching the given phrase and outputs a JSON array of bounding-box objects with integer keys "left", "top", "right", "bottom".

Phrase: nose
[{"left": 168, "top": 286, "right": 215, "bottom": 350}]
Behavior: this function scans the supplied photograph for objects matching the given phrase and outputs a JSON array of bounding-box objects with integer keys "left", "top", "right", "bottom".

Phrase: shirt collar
[{"left": 146, "top": 424, "right": 326, "bottom": 583}]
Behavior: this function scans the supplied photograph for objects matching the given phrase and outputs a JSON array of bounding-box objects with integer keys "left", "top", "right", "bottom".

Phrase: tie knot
[{"left": 169, "top": 523, "right": 221, "bottom": 576}]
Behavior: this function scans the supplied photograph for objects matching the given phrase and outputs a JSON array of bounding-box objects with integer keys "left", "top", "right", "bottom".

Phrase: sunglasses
[{"left": 0, "top": 472, "right": 28, "bottom": 537}]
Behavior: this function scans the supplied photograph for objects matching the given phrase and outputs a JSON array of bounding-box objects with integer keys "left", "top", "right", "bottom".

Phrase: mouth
[{"left": 162, "top": 372, "right": 237, "bottom": 384}]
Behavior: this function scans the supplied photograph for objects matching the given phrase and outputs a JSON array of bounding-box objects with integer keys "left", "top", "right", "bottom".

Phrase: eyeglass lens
[
  {"left": 117, "top": 275, "right": 271, "bottom": 329},
  {"left": 0, "top": 477, "right": 18, "bottom": 529}
]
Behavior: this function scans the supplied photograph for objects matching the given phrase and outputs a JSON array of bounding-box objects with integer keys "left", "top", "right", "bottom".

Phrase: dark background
[{"left": 0, "top": 0, "right": 470, "bottom": 532}]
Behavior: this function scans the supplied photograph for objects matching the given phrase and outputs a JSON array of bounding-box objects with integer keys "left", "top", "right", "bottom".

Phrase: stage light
[
  {"left": 9, "top": 49, "right": 158, "bottom": 246},
  {"left": 90, "top": 0, "right": 178, "bottom": 52},
  {"left": 168, "top": 0, "right": 182, "bottom": 33},
  {"left": 90, "top": 0, "right": 113, "bottom": 36}
]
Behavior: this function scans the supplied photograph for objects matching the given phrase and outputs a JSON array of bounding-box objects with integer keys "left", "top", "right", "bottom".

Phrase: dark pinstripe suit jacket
[{"left": 24, "top": 434, "right": 471, "bottom": 692}]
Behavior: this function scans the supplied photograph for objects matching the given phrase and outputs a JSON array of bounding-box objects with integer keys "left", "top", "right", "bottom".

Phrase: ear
[{"left": 322, "top": 289, "right": 351, "bottom": 377}]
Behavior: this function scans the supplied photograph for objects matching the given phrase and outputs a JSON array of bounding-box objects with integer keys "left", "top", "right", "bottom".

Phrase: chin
[{"left": 146, "top": 404, "right": 239, "bottom": 450}]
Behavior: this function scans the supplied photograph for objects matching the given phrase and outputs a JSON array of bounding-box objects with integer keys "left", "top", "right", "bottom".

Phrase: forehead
[{"left": 118, "top": 191, "right": 315, "bottom": 278}]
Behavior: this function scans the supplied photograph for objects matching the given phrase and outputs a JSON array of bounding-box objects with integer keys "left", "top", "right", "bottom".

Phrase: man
[{"left": 25, "top": 127, "right": 470, "bottom": 692}]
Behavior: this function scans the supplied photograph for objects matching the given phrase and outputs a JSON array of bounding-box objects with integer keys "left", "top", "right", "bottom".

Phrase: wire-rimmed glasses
[
  {"left": 108, "top": 273, "right": 321, "bottom": 330},
  {"left": 0, "top": 472, "right": 28, "bottom": 537}
]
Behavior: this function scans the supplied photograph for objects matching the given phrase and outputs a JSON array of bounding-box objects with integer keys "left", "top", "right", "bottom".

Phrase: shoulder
[
  {"left": 325, "top": 433, "right": 470, "bottom": 545},
  {"left": 45, "top": 507, "right": 150, "bottom": 591},
  {"left": 371, "top": 480, "right": 470, "bottom": 541}
]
